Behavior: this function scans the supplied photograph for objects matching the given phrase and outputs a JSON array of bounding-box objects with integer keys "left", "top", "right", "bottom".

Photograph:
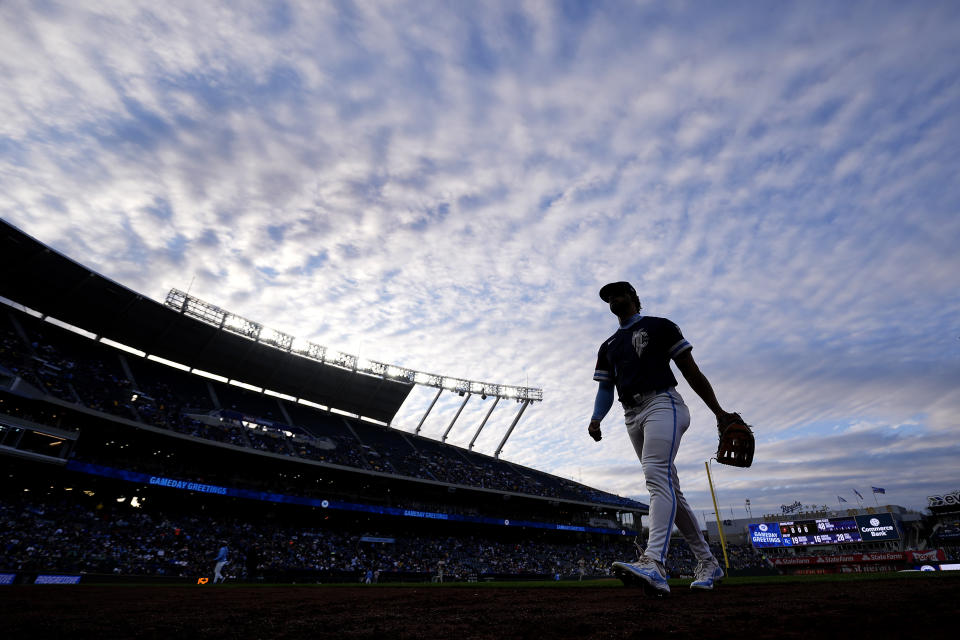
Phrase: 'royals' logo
[{"left": 632, "top": 329, "right": 649, "bottom": 358}]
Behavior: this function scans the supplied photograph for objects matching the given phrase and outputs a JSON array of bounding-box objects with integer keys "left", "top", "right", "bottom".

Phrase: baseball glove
[{"left": 716, "top": 412, "right": 754, "bottom": 468}]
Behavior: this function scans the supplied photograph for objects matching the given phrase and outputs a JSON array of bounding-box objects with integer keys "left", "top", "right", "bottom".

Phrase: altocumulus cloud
[{"left": 1, "top": 0, "right": 958, "bottom": 518}]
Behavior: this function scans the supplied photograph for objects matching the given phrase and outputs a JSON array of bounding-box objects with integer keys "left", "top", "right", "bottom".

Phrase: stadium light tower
[
  {"left": 165, "top": 289, "right": 543, "bottom": 453},
  {"left": 164, "top": 289, "right": 542, "bottom": 401}
]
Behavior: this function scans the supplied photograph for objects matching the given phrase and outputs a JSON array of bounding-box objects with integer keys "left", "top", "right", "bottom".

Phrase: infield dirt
[{"left": 2, "top": 575, "right": 958, "bottom": 639}]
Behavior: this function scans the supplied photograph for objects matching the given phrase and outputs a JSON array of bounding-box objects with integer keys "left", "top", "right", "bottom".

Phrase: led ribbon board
[{"left": 66, "top": 461, "right": 634, "bottom": 537}]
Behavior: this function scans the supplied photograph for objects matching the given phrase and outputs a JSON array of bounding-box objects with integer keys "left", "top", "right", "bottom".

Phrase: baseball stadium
[{"left": 2, "top": 222, "right": 959, "bottom": 638}]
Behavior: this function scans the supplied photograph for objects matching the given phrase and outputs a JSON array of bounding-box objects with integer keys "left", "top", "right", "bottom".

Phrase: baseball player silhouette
[{"left": 588, "top": 282, "right": 735, "bottom": 594}]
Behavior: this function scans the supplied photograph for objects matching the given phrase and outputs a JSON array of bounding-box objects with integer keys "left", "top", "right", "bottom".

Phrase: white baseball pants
[{"left": 624, "top": 388, "right": 714, "bottom": 566}]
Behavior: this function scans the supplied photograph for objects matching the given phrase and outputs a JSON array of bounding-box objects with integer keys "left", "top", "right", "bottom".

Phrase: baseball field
[{"left": 2, "top": 572, "right": 958, "bottom": 639}]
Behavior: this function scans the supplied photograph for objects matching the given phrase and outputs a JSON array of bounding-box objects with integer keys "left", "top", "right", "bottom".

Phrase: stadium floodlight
[
  {"left": 330, "top": 351, "right": 357, "bottom": 370},
  {"left": 290, "top": 336, "right": 312, "bottom": 355},
  {"left": 260, "top": 327, "right": 293, "bottom": 351},
  {"left": 292, "top": 338, "right": 326, "bottom": 362},
  {"left": 165, "top": 289, "right": 225, "bottom": 325},
  {"left": 164, "top": 289, "right": 188, "bottom": 313},
  {"left": 222, "top": 313, "right": 261, "bottom": 340},
  {"left": 164, "top": 288, "right": 542, "bottom": 403},
  {"left": 416, "top": 372, "right": 443, "bottom": 387}
]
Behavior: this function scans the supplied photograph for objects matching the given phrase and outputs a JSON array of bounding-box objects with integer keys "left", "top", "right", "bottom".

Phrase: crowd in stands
[
  {"left": 0, "top": 492, "right": 766, "bottom": 581},
  {"left": 0, "top": 314, "right": 642, "bottom": 509},
  {"left": 935, "top": 523, "right": 960, "bottom": 561},
  {"left": 65, "top": 441, "right": 613, "bottom": 533},
  {"left": 666, "top": 539, "right": 770, "bottom": 577}
]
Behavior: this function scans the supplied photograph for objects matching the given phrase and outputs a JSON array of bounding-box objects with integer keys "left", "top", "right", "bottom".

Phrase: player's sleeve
[
  {"left": 591, "top": 381, "right": 615, "bottom": 421},
  {"left": 665, "top": 321, "right": 692, "bottom": 360},
  {"left": 593, "top": 343, "right": 612, "bottom": 383}
]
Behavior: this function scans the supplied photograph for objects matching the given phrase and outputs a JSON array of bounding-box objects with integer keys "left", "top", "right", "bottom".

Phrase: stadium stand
[
  {"left": 0, "top": 301, "right": 642, "bottom": 506},
  {"left": 0, "top": 457, "right": 766, "bottom": 582},
  {"left": 0, "top": 220, "right": 661, "bottom": 583}
]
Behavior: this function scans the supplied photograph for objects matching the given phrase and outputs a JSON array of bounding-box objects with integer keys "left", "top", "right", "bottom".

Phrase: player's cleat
[
  {"left": 690, "top": 560, "right": 724, "bottom": 590},
  {"left": 612, "top": 557, "right": 671, "bottom": 596}
]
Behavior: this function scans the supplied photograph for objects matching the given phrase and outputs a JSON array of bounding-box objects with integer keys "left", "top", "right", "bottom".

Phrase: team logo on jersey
[{"left": 632, "top": 329, "right": 649, "bottom": 358}]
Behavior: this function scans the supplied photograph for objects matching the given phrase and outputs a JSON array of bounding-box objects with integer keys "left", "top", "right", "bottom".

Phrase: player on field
[
  {"left": 588, "top": 281, "right": 734, "bottom": 594},
  {"left": 213, "top": 540, "right": 229, "bottom": 584}
]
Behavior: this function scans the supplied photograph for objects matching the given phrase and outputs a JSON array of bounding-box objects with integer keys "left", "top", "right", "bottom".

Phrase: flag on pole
[
  {"left": 838, "top": 495, "right": 848, "bottom": 503},
  {"left": 872, "top": 487, "right": 886, "bottom": 494},
  {"left": 853, "top": 489, "right": 864, "bottom": 500}
]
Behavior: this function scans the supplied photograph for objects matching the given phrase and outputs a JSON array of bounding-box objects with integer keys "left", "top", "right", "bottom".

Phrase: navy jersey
[{"left": 593, "top": 315, "right": 692, "bottom": 401}]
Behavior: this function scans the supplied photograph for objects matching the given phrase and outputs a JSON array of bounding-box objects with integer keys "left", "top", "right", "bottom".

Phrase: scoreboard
[
  {"left": 778, "top": 517, "right": 860, "bottom": 545},
  {"left": 749, "top": 514, "right": 900, "bottom": 548}
]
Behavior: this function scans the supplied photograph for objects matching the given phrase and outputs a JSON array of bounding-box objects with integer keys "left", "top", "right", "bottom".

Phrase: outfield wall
[{"left": 769, "top": 549, "right": 949, "bottom": 574}]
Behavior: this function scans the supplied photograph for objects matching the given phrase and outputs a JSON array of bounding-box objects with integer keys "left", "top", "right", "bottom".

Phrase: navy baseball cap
[{"left": 598, "top": 281, "right": 636, "bottom": 302}]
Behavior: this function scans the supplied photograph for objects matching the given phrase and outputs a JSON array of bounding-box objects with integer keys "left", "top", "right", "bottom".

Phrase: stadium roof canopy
[{"left": 0, "top": 219, "right": 412, "bottom": 423}]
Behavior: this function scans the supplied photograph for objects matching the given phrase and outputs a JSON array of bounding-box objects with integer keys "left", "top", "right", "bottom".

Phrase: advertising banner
[
  {"left": 927, "top": 490, "right": 960, "bottom": 509},
  {"left": 854, "top": 513, "right": 900, "bottom": 541},
  {"left": 34, "top": 574, "right": 82, "bottom": 584},
  {"left": 932, "top": 528, "right": 960, "bottom": 542},
  {"left": 905, "top": 549, "right": 946, "bottom": 563},
  {"left": 65, "top": 460, "right": 634, "bottom": 536},
  {"left": 770, "top": 552, "right": 905, "bottom": 566},
  {"left": 749, "top": 523, "right": 785, "bottom": 548}
]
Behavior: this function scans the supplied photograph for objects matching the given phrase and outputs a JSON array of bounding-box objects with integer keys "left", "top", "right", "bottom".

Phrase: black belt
[{"left": 620, "top": 388, "right": 670, "bottom": 409}]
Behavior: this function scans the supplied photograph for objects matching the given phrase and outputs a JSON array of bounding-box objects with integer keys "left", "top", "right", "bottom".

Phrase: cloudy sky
[{"left": 2, "top": 0, "right": 959, "bottom": 523}]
